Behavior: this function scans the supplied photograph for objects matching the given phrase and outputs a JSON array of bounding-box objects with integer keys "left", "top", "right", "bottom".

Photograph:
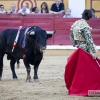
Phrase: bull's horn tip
[{"left": 54, "top": 29, "right": 56, "bottom": 34}]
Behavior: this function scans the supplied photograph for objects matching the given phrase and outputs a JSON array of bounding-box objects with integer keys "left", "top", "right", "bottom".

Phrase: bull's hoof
[
  {"left": 13, "top": 78, "right": 18, "bottom": 80},
  {"left": 34, "top": 79, "right": 39, "bottom": 82},
  {"left": 26, "top": 76, "right": 31, "bottom": 82},
  {"left": 26, "top": 79, "right": 32, "bottom": 82}
]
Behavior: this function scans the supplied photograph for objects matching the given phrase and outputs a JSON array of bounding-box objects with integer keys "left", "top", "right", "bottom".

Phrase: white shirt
[
  {"left": 63, "top": 15, "right": 73, "bottom": 18},
  {"left": 7, "top": 9, "right": 17, "bottom": 14},
  {"left": 18, "top": 8, "right": 30, "bottom": 14},
  {"left": 0, "top": 10, "right": 6, "bottom": 13}
]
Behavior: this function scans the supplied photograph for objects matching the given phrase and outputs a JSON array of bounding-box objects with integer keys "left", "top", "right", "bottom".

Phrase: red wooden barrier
[{"left": 0, "top": 14, "right": 100, "bottom": 45}]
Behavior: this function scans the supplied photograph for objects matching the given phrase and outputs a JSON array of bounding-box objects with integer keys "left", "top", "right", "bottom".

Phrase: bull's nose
[
  {"left": 40, "top": 46, "right": 46, "bottom": 53},
  {"left": 40, "top": 45, "right": 46, "bottom": 49},
  {"left": 41, "top": 46, "right": 46, "bottom": 50}
]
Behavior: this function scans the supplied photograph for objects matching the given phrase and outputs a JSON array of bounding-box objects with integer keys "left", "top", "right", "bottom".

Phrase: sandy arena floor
[{"left": 0, "top": 55, "right": 100, "bottom": 100}]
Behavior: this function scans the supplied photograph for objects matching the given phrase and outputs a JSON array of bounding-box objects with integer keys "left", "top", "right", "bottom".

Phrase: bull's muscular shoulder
[
  {"left": 6, "top": 29, "right": 18, "bottom": 33},
  {"left": 1, "top": 29, "right": 18, "bottom": 36}
]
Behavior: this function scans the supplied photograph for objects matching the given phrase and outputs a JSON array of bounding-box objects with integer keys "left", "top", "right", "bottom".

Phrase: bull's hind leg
[
  {"left": 10, "top": 57, "right": 18, "bottom": 80},
  {"left": 0, "top": 52, "right": 4, "bottom": 80}
]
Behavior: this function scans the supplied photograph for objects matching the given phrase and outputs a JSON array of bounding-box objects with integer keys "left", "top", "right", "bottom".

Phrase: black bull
[{"left": 0, "top": 26, "right": 55, "bottom": 81}]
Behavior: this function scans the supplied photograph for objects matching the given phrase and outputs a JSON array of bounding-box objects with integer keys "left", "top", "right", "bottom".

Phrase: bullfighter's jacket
[{"left": 70, "top": 19, "right": 97, "bottom": 53}]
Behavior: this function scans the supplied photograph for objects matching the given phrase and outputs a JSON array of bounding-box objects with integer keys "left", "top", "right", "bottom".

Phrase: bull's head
[{"left": 26, "top": 27, "right": 55, "bottom": 53}]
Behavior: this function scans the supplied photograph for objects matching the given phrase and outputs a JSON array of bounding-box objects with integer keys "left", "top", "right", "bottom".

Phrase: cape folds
[{"left": 64, "top": 48, "right": 100, "bottom": 96}]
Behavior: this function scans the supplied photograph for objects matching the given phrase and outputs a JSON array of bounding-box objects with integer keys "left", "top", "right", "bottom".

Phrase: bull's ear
[{"left": 47, "top": 34, "right": 52, "bottom": 39}]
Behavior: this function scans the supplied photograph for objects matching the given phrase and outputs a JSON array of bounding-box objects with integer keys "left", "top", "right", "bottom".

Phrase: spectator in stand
[
  {"left": 31, "top": 7, "right": 39, "bottom": 13},
  {"left": 90, "top": 8, "right": 99, "bottom": 18},
  {"left": 50, "top": 0, "right": 64, "bottom": 14},
  {"left": 63, "top": 8, "right": 73, "bottom": 18},
  {"left": 26, "top": 3, "right": 32, "bottom": 11},
  {"left": 0, "top": 4, "right": 6, "bottom": 13},
  {"left": 18, "top": 3, "right": 30, "bottom": 15},
  {"left": 26, "top": 3, "right": 29, "bottom": 9},
  {"left": 39, "top": 2, "right": 49, "bottom": 13},
  {"left": 6, "top": 4, "right": 17, "bottom": 14}
]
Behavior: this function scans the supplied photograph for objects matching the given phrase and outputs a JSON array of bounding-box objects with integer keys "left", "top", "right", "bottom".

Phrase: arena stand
[{"left": 0, "top": 14, "right": 100, "bottom": 50}]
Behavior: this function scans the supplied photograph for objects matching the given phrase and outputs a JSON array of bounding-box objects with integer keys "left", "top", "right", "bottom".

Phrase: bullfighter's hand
[{"left": 92, "top": 53, "right": 98, "bottom": 59}]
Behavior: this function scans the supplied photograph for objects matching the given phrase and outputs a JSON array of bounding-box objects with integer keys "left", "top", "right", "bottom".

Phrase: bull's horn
[
  {"left": 46, "top": 29, "right": 56, "bottom": 34},
  {"left": 29, "top": 31, "right": 35, "bottom": 35}
]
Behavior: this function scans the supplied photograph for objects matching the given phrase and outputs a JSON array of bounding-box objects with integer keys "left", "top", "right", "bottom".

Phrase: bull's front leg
[
  {"left": 34, "top": 63, "right": 39, "bottom": 81},
  {"left": 34, "top": 54, "right": 43, "bottom": 82},
  {"left": 34, "top": 56, "right": 42, "bottom": 82},
  {"left": 23, "top": 55, "right": 31, "bottom": 82},
  {"left": 10, "top": 58, "right": 18, "bottom": 80}
]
